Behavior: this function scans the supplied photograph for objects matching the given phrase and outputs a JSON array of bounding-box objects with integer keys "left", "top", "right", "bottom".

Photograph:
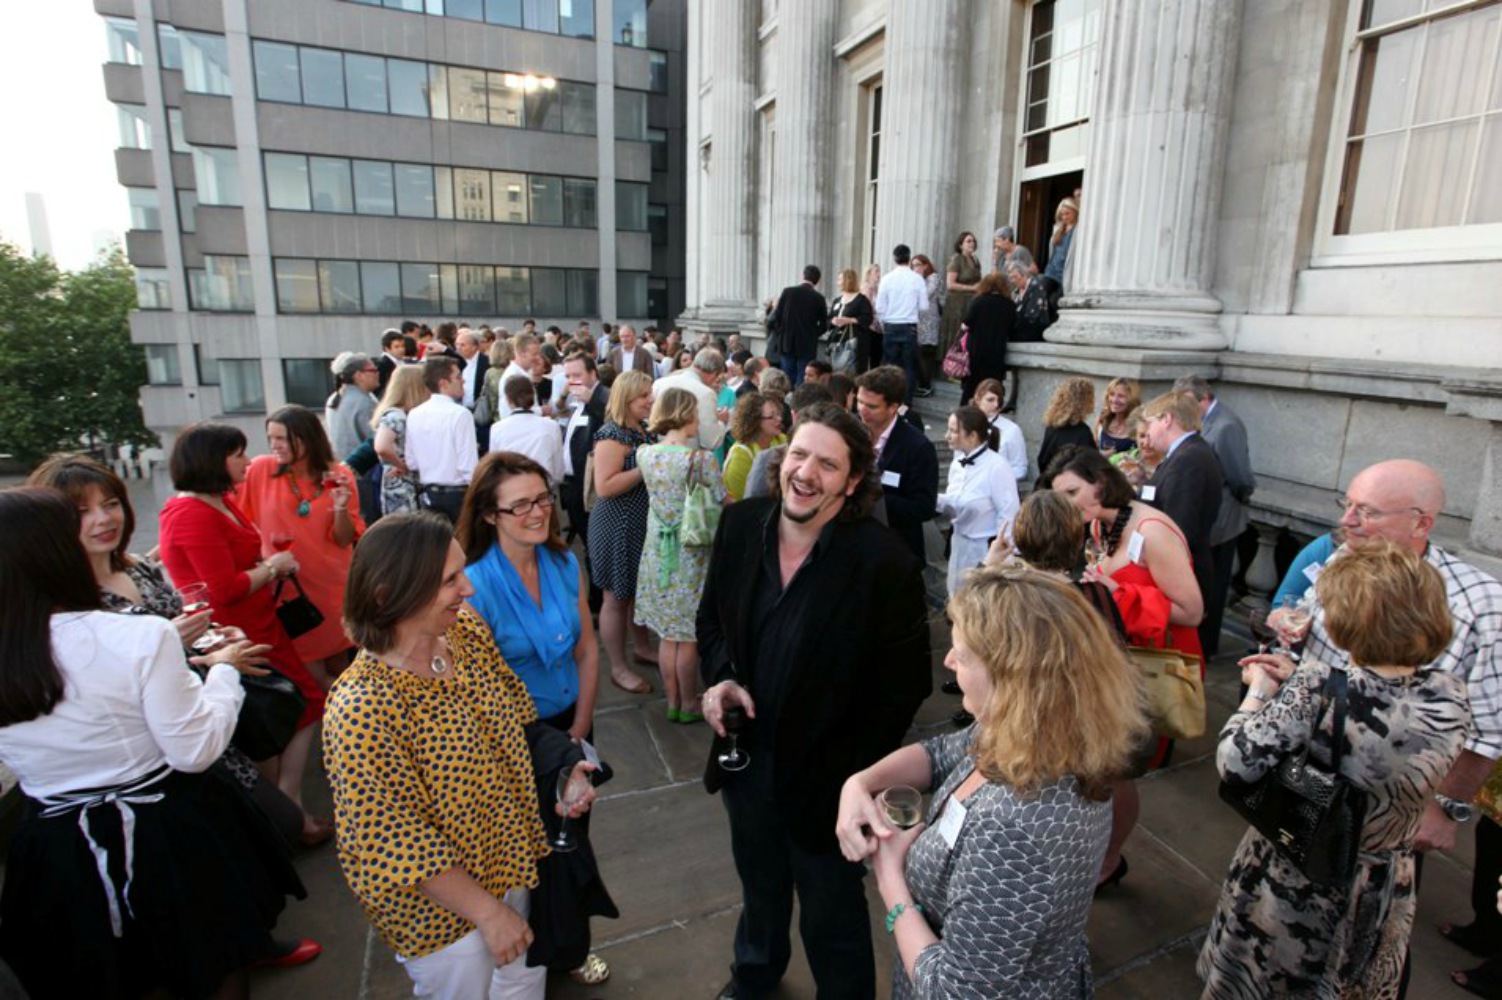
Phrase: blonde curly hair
[{"left": 1042, "top": 377, "right": 1095, "bottom": 429}]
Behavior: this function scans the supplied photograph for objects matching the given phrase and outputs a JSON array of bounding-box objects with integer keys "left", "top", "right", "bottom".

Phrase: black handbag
[
  {"left": 232, "top": 667, "right": 308, "bottom": 761},
  {"left": 273, "top": 574, "right": 325, "bottom": 639},
  {"left": 1218, "top": 668, "right": 1368, "bottom": 885}
]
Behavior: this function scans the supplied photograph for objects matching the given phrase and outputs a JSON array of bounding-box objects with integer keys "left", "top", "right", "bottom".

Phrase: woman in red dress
[
  {"left": 1042, "top": 445, "right": 1204, "bottom": 889},
  {"left": 236, "top": 406, "right": 365, "bottom": 689},
  {"left": 158, "top": 422, "right": 333, "bottom": 845}
]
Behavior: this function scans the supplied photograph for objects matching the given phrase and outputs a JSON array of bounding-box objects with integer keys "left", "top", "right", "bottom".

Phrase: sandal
[
  {"left": 570, "top": 952, "right": 610, "bottom": 986},
  {"left": 1442, "top": 922, "right": 1500, "bottom": 958},
  {"left": 610, "top": 672, "right": 652, "bottom": 695},
  {"left": 1452, "top": 965, "right": 1502, "bottom": 1000}
]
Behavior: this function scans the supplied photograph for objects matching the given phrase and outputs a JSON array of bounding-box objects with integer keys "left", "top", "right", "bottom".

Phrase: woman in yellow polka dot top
[{"left": 326, "top": 512, "right": 596, "bottom": 997}]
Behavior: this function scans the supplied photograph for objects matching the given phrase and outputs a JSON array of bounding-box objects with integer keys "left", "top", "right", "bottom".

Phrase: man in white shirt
[
  {"left": 608, "top": 325, "right": 655, "bottom": 375},
  {"left": 489, "top": 375, "right": 565, "bottom": 484},
  {"left": 404, "top": 356, "right": 476, "bottom": 523},
  {"left": 873, "top": 243, "right": 928, "bottom": 406},
  {"left": 654, "top": 348, "right": 728, "bottom": 450},
  {"left": 455, "top": 328, "right": 489, "bottom": 410},
  {"left": 497, "top": 333, "right": 542, "bottom": 419},
  {"left": 992, "top": 413, "right": 1029, "bottom": 482}
]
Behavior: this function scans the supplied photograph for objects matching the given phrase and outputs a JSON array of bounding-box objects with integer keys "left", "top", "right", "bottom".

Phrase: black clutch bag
[
  {"left": 233, "top": 667, "right": 308, "bottom": 761},
  {"left": 273, "top": 574, "right": 325, "bottom": 639},
  {"left": 1218, "top": 667, "right": 1368, "bottom": 885}
]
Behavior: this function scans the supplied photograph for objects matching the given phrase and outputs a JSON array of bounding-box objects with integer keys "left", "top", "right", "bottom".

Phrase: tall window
[
  {"left": 1333, "top": 0, "right": 1502, "bottom": 238},
  {"left": 1021, "top": 0, "right": 1101, "bottom": 169},
  {"left": 862, "top": 81, "right": 882, "bottom": 267}
]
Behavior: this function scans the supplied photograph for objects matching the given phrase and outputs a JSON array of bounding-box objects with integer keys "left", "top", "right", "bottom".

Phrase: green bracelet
[{"left": 885, "top": 901, "right": 924, "bottom": 933}]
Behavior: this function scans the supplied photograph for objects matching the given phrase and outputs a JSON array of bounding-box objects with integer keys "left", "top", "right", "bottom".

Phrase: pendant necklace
[{"left": 287, "top": 475, "right": 324, "bottom": 518}]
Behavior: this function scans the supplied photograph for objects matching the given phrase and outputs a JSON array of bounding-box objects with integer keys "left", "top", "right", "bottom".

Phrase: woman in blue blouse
[{"left": 457, "top": 451, "right": 599, "bottom": 743}]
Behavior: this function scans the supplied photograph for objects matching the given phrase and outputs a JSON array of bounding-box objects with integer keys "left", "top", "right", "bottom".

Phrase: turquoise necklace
[{"left": 287, "top": 474, "right": 325, "bottom": 518}]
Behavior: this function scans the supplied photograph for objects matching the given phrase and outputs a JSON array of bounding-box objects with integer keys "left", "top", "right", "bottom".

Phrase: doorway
[{"left": 1017, "top": 170, "right": 1081, "bottom": 271}]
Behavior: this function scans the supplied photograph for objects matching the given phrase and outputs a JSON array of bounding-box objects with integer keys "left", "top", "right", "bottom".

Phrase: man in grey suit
[{"left": 1175, "top": 375, "right": 1256, "bottom": 656}]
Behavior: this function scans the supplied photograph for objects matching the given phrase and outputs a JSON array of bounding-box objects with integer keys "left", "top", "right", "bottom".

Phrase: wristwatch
[{"left": 1435, "top": 793, "right": 1475, "bottom": 823}]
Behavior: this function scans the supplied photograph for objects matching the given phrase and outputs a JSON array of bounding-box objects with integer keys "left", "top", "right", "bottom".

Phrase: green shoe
[
  {"left": 677, "top": 709, "right": 705, "bottom": 725},
  {"left": 667, "top": 706, "right": 681, "bottom": 723}
]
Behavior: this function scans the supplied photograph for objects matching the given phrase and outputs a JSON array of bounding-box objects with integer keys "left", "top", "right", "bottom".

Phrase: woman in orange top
[{"left": 237, "top": 405, "right": 365, "bottom": 688}]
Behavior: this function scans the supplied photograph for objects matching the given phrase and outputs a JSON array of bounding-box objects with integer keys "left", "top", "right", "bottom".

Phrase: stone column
[
  {"left": 768, "top": 2, "right": 838, "bottom": 289},
  {"left": 700, "top": 0, "right": 759, "bottom": 323},
  {"left": 873, "top": 3, "right": 965, "bottom": 267},
  {"left": 1048, "top": 0, "right": 1243, "bottom": 350}
]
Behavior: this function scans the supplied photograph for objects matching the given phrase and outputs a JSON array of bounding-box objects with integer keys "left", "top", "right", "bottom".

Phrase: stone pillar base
[
  {"left": 679, "top": 302, "right": 769, "bottom": 355},
  {"left": 1047, "top": 296, "right": 1228, "bottom": 351}
]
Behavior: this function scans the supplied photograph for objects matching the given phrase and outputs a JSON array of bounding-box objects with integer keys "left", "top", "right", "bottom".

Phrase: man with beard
[{"left": 697, "top": 402, "right": 932, "bottom": 1000}]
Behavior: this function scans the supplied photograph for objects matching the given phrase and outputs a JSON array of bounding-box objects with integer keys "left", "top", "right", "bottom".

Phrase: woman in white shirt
[
  {"left": 938, "top": 406, "right": 1021, "bottom": 598},
  {"left": 0, "top": 488, "right": 305, "bottom": 999}
]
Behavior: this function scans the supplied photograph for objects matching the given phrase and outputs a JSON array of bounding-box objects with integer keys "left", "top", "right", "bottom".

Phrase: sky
[{"left": 0, "top": 5, "right": 129, "bottom": 270}]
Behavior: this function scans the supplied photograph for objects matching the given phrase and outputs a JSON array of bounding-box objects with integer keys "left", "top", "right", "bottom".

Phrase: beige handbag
[{"left": 1129, "top": 640, "right": 1205, "bottom": 740}]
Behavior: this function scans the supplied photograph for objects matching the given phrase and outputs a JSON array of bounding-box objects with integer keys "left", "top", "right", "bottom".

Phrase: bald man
[{"left": 1283, "top": 460, "right": 1502, "bottom": 857}]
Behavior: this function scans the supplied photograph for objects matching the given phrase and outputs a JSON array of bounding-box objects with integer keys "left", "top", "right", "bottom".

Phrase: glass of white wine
[
  {"left": 550, "top": 766, "right": 591, "bottom": 853},
  {"left": 879, "top": 785, "right": 923, "bottom": 830}
]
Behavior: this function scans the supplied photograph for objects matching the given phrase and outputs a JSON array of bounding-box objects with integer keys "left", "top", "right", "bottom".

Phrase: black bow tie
[{"left": 958, "top": 450, "right": 983, "bottom": 467}]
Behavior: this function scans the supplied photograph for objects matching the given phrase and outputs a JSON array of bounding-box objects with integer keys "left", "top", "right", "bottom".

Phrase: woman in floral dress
[
  {"left": 1199, "top": 542, "right": 1470, "bottom": 999},
  {"left": 634, "top": 388, "right": 726, "bottom": 723},
  {"left": 372, "top": 365, "right": 430, "bottom": 515}
]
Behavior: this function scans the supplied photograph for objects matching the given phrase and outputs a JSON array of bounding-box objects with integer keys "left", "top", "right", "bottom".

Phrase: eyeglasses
[
  {"left": 1334, "top": 496, "right": 1424, "bottom": 523},
  {"left": 495, "top": 494, "right": 555, "bottom": 517}
]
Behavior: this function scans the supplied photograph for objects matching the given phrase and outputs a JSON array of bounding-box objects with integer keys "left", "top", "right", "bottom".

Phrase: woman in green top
[
  {"left": 721, "top": 392, "right": 786, "bottom": 502},
  {"left": 941, "top": 230, "right": 983, "bottom": 359}
]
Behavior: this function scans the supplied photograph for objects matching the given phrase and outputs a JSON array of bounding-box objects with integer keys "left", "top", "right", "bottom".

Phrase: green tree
[{"left": 0, "top": 241, "right": 157, "bottom": 465}]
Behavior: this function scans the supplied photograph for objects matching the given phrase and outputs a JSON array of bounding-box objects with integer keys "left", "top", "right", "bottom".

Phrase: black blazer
[
  {"left": 697, "top": 499, "right": 931, "bottom": 853},
  {"left": 1144, "top": 434, "right": 1224, "bottom": 599},
  {"left": 565, "top": 383, "right": 610, "bottom": 481},
  {"left": 877, "top": 418, "right": 939, "bottom": 564},
  {"left": 375, "top": 353, "right": 399, "bottom": 394},
  {"left": 769, "top": 282, "right": 829, "bottom": 360}
]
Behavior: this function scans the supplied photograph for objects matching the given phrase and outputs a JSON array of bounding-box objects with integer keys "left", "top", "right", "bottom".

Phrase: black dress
[
  {"left": 1037, "top": 423, "right": 1096, "bottom": 479},
  {"left": 830, "top": 294, "right": 877, "bottom": 372},
  {"left": 587, "top": 421, "right": 654, "bottom": 601},
  {"left": 960, "top": 292, "right": 1015, "bottom": 404}
]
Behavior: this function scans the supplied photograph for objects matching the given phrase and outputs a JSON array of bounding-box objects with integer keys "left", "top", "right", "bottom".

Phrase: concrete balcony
[
  {"left": 115, "top": 148, "right": 156, "bottom": 187},
  {"left": 102, "top": 62, "right": 145, "bottom": 105},
  {"left": 125, "top": 229, "right": 166, "bottom": 268},
  {"left": 181, "top": 93, "right": 235, "bottom": 147},
  {"left": 194, "top": 206, "right": 249, "bottom": 256}
]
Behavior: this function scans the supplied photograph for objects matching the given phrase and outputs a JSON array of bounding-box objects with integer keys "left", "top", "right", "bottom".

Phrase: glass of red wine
[
  {"left": 718, "top": 705, "right": 749, "bottom": 772},
  {"left": 270, "top": 531, "right": 294, "bottom": 553}
]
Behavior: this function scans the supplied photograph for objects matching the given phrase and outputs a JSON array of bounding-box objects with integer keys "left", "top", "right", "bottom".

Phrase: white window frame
[
  {"left": 1013, "top": 0, "right": 1098, "bottom": 190},
  {"left": 1312, "top": 0, "right": 1502, "bottom": 267}
]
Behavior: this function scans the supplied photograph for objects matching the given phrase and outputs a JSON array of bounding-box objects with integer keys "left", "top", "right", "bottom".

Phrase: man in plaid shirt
[{"left": 1287, "top": 459, "right": 1502, "bottom": 854}]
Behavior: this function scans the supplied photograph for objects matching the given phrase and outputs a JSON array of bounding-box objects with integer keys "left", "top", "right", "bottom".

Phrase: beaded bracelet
[{"left": 885, "top": 901, "right": 924, "bottom": 934}]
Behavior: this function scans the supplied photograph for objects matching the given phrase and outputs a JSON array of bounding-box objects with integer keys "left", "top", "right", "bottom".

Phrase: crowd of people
[{"left": 1, "top": 221, "right": 1500, "bottom": 998}]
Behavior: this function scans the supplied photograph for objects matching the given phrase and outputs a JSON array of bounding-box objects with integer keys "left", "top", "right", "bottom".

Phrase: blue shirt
[
  {"left": 1273, "top": 532, "right": 1337, "bottom": 604},
  {"left": 1044, "top": 227, "right": 1074, "bottom": 282},
  {"left": 467, "top": 544, "right": 582, "bottom": 719}
]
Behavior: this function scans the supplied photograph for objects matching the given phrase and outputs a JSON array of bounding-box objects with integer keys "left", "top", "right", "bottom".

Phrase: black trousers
[
  {"left": 720, "top": 768, "right": 874, "bottom": 1000},
  {"left": 1200, "top": 538, "right": 1238, "bottom": 658},
  {"left": 419, "top": 486, "right": 466, "bottom": 524},
  {"left": 561, "top": 477, "right": 603, "bottom": 615}
]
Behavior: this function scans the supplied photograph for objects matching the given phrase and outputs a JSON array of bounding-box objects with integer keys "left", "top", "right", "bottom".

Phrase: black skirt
[{"left": 0, "top": 768, "right": 306, "bottom": 1000}]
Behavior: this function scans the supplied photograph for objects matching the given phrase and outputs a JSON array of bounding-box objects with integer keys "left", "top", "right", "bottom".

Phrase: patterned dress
[
  {"left": 1198, "top": 660, "right": 1470, "bottom": 999},
  {"left": 896, "top": 727, "right": 1109, "bottom": 999},
  {"left": 587, "top": 422, "right": 653, "bottom": 603},
  {"left": 634, "top": 444, "right": 726, "bottom": 642},
  {"left": 377, "top": 407, "right": 419, "bottom": 515}
]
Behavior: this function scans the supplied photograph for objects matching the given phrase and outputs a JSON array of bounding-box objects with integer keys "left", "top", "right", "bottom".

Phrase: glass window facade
[
  {"left": 617, "top": 271, "right": 648, "bottom": 316},
  {"left": 105, "top": 18, "right": 144, "bottom": 65},
  {"left": 127, "top": 188, "right": 161, "bottom": 230},
  {"left": 136, "top": 269, "right": 172, "bottom": 310},
  {"left": 168, "top": 109, "right": 191, "bottom": 153},
  {"left": 144, "top": 345, "right": 182, "bottom": 385},
  {"left": 118, "top": 105, "right": 152, "bottom": 150},
  {"left": 180, "top": 31, "right": 232, "bottom": 96},
  {"left": 274, "top": 257, "right": 598, "bottom": 315},
  {"left": 616, "top": 181, "right": 648, "bottom": 231},
  {"left": 343, "top": 0, "right": 602, "bottom": 38},
  {"left": 283, "top": 359, "right": 334, "bottom": 407},
  {"left": 157, "top": 24, "right": 182, "bottom": 70},
  {"left": 193, "top": 147, "right": 243, "bottom": 206},
  {"left": 615, "top": 89, "right": 649, "bottom": 140},
  {"left": 311, "top": 157, "right": 355, "bottom": 212},
  {"left": 219, "top": 360, "right": 266, "bottom": 413},
  {"left": 1022, "top": 0, "right": 1101, "bottom": 167},
  {"left": 189, "top": 256, "right": 255, "bottom": 311},
  {"left": 266, "top": 153, "right": 313, "bottom": 211},
  {"left": 614, "top": 0, "right": 648, "bottom": 47},
  {"left": 353, "top": 160, "right": 396, "bottom": 215},
  {"left": 250, "top": 42, "right": 597, "bottom": 134}
]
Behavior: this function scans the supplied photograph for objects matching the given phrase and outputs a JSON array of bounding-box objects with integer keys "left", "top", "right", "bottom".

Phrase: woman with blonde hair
[
  {"left": 1094, "top": 377, "right": 1141, "bottom": 456},
  {"left": 1200, "top": 541, "right": 1468, "bottom": 998},
  {"left": 588, "top": 369, "right": 658, "bottom": 695},
  {"left": 836, "top": 565, "right": 1148, "bottom": 998},
  {"left": 634, "top": 388, "right": 728, "bottom": 722},
  {"left": 372, "top": 364, "right": 431, "bottom": 516},
  {"left": 1037, "top": 376, "right": 1096, "bottom": 475},
  {"left": 722, "top": 392, "right": 786, "bottom": 501},
  {"left": 1042, "top": 196, "right": 1079, "bottom": 323},
  {"left": 829, "top": 267, "right": 878, "bottom": 373}
]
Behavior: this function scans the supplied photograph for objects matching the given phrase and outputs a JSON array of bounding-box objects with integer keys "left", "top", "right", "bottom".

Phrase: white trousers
[
  {"left": 397, "top": 889, "right": 545, "bottom": 1000},
  {"left": 948, "top": 534, "right": 992, "bottom": 598}
]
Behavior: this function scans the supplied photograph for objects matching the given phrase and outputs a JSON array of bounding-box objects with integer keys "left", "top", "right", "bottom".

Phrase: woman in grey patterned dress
[
  {"left": 836, "top": 565, "right": 1149, "bottom": 998},
  {"left": 371, "top": 365, "right": 430, "bottom": 515},
  {"left": 1199, "top": 542, "right": 1470, "bottom": 999}
]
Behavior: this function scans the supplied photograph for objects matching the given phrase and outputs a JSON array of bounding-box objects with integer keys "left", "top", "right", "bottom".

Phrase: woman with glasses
[
  {"left": 722, "top": 391, "right": 786, "bottom": 502},
  {"left": 634, "top": 388, "right": 728, "bottom": 723}
]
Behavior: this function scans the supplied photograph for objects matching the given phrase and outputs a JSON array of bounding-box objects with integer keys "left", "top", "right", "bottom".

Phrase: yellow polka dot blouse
[{"left": 324, "top": 607, "right": 547, "bottom": 958}]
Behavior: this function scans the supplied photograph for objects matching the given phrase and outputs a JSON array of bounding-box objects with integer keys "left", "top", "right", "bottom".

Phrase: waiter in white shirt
[
  {"left": 489, "top": 375, "right": 566, "bottom": 485},
  {"left": 404, "top": 356, "right": 476, "bottom": 523},
  {"left": 873, "top": 243, "right": 929, "bottom": 406}
]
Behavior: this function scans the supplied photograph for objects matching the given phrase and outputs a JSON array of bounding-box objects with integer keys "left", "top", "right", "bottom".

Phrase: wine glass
[
  {"left": 1272, "top": 595, "right": 1314, "bottom": 658},
  {"left": 269, "top": 531, "right": 294, "bottom": 554},
  {"left": 879, "top": 786, "right": 923, "bottom": 830},
  {"left": 718, "top": 705, "right": 750, "bottom": 772},
  {"left": 550, "top": 767, "right": 591, "bottom": 853},
  {"left": 178, "top": 582, "right": 211, "bottom": 616},
  {"left": 322, "top": 468, "right": 344, "bottom": 491}
]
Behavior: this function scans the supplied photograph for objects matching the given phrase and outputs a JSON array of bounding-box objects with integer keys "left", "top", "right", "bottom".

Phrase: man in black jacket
[
  {"left": 1141, "top": 390, "right": 1224, "bottom": 615},
  {"left": 855, "top": 366, "right": 938, "bottom": 567},
  {"left": 562, "top": 352, "right": 609, "bottom": 613},
  {"left": 768, "top": 265, "right": 829, "bottom": 388},
  {"left": 698, "top": 403, "right": 931, "bottom": 1000}
]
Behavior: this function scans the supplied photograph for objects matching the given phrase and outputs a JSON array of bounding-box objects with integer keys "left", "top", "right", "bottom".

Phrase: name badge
[
  {"left": 881, "top": 470, "right": 902, "bottom": 488},
  {"left": 1303, "top": 563, "right": 1323, "bottom": 585},
  {"left": 1127, "top": 530, "right": 1146, "bottom": 564},
  {"left": 936, "top": 795, "right": 968, "bottom": 848},
  {"left": 1141, "top": 485, "right": 1157, "bottom": 502}
]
